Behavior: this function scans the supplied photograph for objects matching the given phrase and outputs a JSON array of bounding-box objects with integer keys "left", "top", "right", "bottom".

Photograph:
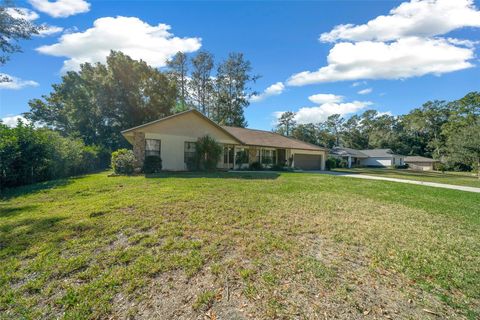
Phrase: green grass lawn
[
  {"left": 1, "top": 172, "right": 479, "bottom": 319},
  {"left": 333, "top": 167, "right": 480, "bottom": 188}
]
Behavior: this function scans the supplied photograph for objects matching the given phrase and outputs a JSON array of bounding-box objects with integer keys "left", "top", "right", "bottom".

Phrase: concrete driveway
[{"left": 308, "top": 171, "right": 480, "bottom": 193}]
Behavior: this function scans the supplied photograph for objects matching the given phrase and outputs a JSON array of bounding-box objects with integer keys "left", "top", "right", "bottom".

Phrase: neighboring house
[
  {"left": 121, "top": 109, "right": 327, "bottom": 171},
  {"left": 404, "top": 156, "right": 439, "bottom": 171},
  {"left": 330, "top": 147, "right": 368, "bottom": 168},
  {"left": 359, "top": 149, "right": 405, "bottom": 167},
  {"left": 330, "top": 147, "right": 404, "bottom": 168}
]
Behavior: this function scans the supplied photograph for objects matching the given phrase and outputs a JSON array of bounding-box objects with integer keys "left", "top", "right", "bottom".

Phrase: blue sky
[{"left": 1, "top": 0, "right": 479, "bottom": 130}]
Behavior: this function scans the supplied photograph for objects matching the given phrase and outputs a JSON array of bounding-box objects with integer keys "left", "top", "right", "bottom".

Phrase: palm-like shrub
[{"left": 195, "top": 135, "right": 222, "bottom": 171}]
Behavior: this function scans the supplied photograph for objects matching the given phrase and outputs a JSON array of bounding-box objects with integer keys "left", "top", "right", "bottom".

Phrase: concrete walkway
[{"left": 311, "top": 171, "right": 480, "bottom": 193}]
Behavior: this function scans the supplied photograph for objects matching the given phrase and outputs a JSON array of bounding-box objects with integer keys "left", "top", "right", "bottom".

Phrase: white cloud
[
  {"left": 6, "top": 7, "right": 63, "bottom": 37},
  {"left": 308, "top": 93, "right": 343, "bottom": 104},
  {"left": 37, "top": 25, "right": 64, "bottom": 37},
  {"left": 36, "top": 16, "right": 202, "bottom": 72},
  {"left": 250, "top": 82, "right": 285, "bottom": 102},
  {"left": 288, "top": 0, "right": 480, "bottom": 86},
  {"left": 5, "top": 7, "right": 39, "bottom": 20},
  {"left": 320, "top": 0, "right": 480, "bottom": 42},
  {"left": 352, "top": 81, "right": 366, "bottom": 87},
  {"left": 28, "top": 0, "right": 90, "bottom": 18},
  {"left": 1, "top": 115, "right": 30, "bottom": 127},
  {"left": 287, "top": 37, "right": 474, "bottom": 86},
  {"left": 358, "top": 88, "right": 372, "bottom": 95},
  {"left": 294, "top": 100, "right": 372, "bottom": 124},
  {"left": 0, "top": 74, "right": 39, "bottom": 90}
]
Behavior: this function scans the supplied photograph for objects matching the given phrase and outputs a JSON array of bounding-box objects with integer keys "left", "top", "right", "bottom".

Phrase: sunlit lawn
[
  {"left": 1, "top": 172, "right": 479, "bottom": 319},
  {"left": 334, "top": 167, "right": 480, "bottom": 188}
]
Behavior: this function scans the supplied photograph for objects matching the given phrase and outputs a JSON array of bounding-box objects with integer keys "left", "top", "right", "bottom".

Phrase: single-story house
[
  {"left": 330, "top": 147, "right": 368, "bottom": 168},
  {"left": 330, "top": 147, "right": 404, "bottom": 168},
  {"left": 121, "top": 109, "right": 327, "bottom": 171},
  {"left": 404, "top": 156, "right": 439, "bottom": 171}
]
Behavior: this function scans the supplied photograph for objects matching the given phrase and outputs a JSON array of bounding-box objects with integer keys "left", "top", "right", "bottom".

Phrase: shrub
[
  {"left": 394, "top": 164, "right": 409, "bottom": 169},
  {"left": 143, "top": 155, "right": 162, "bottom": 173},
  {"left": 195, "top": 135, "right": 222, "bottom": 171},
  {"left": 249, "top": 161, "right": 263, "bottom": 171},
  {"left": 325, "top": 157, "right": 337, "bottom": 170},
  {"left": 111, "top": 149, "right": 135, "bottom": 174},
  {"left": 0, "top": 123, "right": 109, "bottom": 188}
]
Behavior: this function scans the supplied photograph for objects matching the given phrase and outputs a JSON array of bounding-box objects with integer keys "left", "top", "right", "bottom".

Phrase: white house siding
[{"left": 360, "top": 157, "right": 393, "bottom": 167}]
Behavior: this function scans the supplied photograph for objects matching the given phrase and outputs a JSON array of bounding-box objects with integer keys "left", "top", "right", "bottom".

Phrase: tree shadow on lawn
[
  {"left": 0, "top": 204, "right": 39, "bottom": 219},
  {"left": 0, "top": 177, "right": 74, "bottom": 201},
  {"left": 145, "top": 171, "right": 280, "bottom": 180},
  {"left": 0, "top": 216, "right": 66, "bottom": 256}
]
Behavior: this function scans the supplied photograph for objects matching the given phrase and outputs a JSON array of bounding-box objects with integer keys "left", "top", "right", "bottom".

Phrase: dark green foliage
[
  {"left": 235, "top": 150, "right": 249, "bottom": 166},
  {"left": 26, "top": 51, "right": 176, "bottom": 150},
  {"left": 394, "top": 164, "right": 409, "bottom": 169},
  {"left": 325, "top": 158, "right": 337, "bottom": 170},
  {"left": 143, "top": 156, "right": 162, "bottom": 174},
  {"left": 0, "top": 122, "right": 108, "bottom": 188},
  {"left": 111, "top": 149, "right": 135, "bottom": 175},
  {"left": 194, "top": 135, "right": 222, "bottom": 171},
  {"left": 213, "top": 52, "right": 259, "bottom": 127},
  {"left": 249, "top": 162, "right": 263, "bottom": 171}
]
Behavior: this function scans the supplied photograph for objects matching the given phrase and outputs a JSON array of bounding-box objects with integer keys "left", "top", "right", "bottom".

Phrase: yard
[
  {"left": 1, "top": 172, "right": 479, "bottom": 319},
  {"left": 333, "top": 168, "right": 480, "bottom": 188}
]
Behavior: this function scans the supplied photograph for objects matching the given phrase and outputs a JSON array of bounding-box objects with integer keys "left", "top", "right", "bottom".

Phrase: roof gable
[{"left": 121, "top": 110, "right": 242, "bottom": 144}]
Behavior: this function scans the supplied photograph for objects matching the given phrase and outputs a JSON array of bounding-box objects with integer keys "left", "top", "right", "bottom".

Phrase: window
[
  {"left": 145, "top": 139, "right": 161, "bottom": 157},
  {"left": 223, "top": 146, "right": 234, "bottom": 164},
  {"left": 184, "top": 142, "right": 196, "bottom": 164},
  {"left": 261, "top": 149, "right": 275, "bottom": 165}
]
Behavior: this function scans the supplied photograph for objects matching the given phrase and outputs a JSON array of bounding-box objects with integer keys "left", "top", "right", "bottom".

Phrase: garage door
[{"left": 294, "top": 154, "right": 322, "bottom": 170}]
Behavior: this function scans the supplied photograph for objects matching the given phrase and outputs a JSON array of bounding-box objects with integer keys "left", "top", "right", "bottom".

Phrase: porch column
[
  {"left": 348, "top": 156, "right": 352, "bottom": 168},
  {"left": 133, "top": 131, "right": 145, "bottom": 169}
]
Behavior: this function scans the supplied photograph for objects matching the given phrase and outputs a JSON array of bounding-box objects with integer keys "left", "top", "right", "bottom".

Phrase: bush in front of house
[
  {"left": 111, "top": 149, "right": 135, "bottom": 174},
  {"left": 195, "top": 135, "right": 222, "bottom": 171},
  {"left": 143, "top": 155, "right": 162, "bottom": 173},
  {"left": 325, "top": 157, "right": 337, "bottom": 170},
  {"left": 249, "top": 161, "right": 263, "bottom": 171},
  {"left": 394, "top": 164, "right": 409, "bottom": 169}
]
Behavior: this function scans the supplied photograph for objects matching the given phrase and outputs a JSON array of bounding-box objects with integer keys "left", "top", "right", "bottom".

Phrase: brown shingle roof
[
  {"left": 405, "top": 156, "right": 439, "bottom": 163},
  {"left": 221, "top": 126, "right": 325, "bottom": 151}
]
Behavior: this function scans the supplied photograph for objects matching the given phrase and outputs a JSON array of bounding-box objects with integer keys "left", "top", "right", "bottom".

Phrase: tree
[
  {"left": 190, "top": 51, "right": 214, "bottom": 116},
  {"left": 26, "top": 51, "right": 176, "bottom": 150},
  {"left": 0, "top": 1, "right": 41, "bottom": 81},
  {"left": 276, "top": 111, "right": 296, "bottom": 136},
  {"left": 213, "top": 53, "right": 258, "bottom": 127},
  {"left": 325, "top": 114, "right": 344, "bottom": 147},
  {"left": 447, "top": 121, "right": 480, "bottom": 178},
  {"left": 166, "top": 51, "right": 190, "bottom": 111}
]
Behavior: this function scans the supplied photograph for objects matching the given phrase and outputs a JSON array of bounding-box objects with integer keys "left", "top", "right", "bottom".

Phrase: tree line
[
  {"left": 276, "top": 92, "right": 480, "bottom": 173},
  {"left": 1, "top": 50, "right": 258, "bottom": 188}
]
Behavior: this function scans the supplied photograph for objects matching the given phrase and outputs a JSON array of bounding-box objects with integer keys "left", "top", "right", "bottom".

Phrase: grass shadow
[
  {"left": 0, "top": 177, "right": 74, "bottom": 201},
  {"left": 0, "top": 216, "right": 66, "bottom": 256},
  {"left": 145, "top": 171, "right": 281, "bottom": 180},
  {"left": 0, "top": 204, "right": 39, "bottom": 219}
]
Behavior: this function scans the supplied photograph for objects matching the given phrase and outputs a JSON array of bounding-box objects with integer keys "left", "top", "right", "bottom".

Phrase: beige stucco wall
[{"left": 125, "top": 112, "right": 239, "bottom": 171}]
